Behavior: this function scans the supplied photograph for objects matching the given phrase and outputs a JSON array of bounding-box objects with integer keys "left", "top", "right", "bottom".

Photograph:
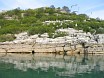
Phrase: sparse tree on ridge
[{"left": 62, "top": 6, "right": 70, "bottom": 13}]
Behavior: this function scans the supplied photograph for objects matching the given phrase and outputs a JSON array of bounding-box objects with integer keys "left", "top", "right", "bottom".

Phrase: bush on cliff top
[
  {"left": 0, "top": 34, "right": 16, "bottom": 42},
  {"left": 28, "top": 26, "right": 55, "bottom": 35}
]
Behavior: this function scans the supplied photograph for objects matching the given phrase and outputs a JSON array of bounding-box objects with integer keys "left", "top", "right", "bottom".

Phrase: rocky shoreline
[
  {"left": 0, "top": 28, "right": 104, "bottom": 54},
  {"left": 0, "top": 42, "right": 83, "bottom": 54}
]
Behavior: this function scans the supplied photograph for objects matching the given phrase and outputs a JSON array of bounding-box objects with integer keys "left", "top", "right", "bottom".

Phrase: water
[{"left": 0, "top": 54, "right": 104, "bottom": 78}]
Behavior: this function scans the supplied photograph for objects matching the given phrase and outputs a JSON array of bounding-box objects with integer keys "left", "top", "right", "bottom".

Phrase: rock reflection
[{"left": 0, "top": 54, "right": 104, "bottom": 77}]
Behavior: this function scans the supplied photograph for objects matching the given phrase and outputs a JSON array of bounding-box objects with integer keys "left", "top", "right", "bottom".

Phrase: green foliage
[
  {"left": 54, "top": 32, "right": 68, "bottom": 38},
  {"left": 62, "top": 6, "right": 70, "bottom": 13},
  {"left": 0, "top": 25, "right": 27, "bottom": 35},
  {"left": 0, "top": 14, "right": 4, "bottom": 19},
  {"left": 97, "top": 28, "right": 104, "bottom": 34},
  {"left": 48, "top": 32, "right": 54, "bottom": 38},
  {"left": 0, "top": 34, "right": 16, "bottom": 42},
  {"left": 45, "top": 7, "right": 56, "bottom": 14},
  {"left": 28, "top": 26, "right": 55, "bottom": 35},
  {"left": 21, "top": 17, "right": 37, "bottom": 24},
  {"left": 48, "top": 32, "right": 68, "bottom": 38},
  {"left": 0, "top": 6, "right": 104, "bottom": 42}
]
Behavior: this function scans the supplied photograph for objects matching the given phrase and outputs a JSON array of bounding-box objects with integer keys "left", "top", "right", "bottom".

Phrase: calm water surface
[{"left": 0, "top": 54, "right": 104, "bottom": 78}]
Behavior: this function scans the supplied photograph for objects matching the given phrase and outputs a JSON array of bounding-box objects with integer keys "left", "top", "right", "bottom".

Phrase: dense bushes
[
  {"left": 0, "top": 34, "right": 16, "bottom": 42},
  {"left": 48, "top": 32, "right": 68, "bottom": 38},
  {"left": 54, "top": 32, "right": 68, "bottom": 38},
  {"left": 0, "top": 25, "right": 28, "bottom": 35},
  {"left": 0, "top": 6, "right": 104, "bottom": 42},
  {"left": 28, "top": 26, "right": 55, "bottom": 35}
]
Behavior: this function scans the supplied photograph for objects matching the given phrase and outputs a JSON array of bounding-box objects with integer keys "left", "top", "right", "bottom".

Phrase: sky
[{"left": 0, "top": 0, "right": 104, "bottom": 19}]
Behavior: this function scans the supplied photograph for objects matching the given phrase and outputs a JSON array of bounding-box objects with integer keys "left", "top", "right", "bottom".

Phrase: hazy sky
[{"left": 0, "top": 0, "right": 104, "bottom": 19}]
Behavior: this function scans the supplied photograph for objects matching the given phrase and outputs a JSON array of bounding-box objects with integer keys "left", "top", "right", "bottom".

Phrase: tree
[
  {"left": 96, "top": 17, "right": 101, "bottom": 22},
  {"left": 45, "top": 7, "right": 56, "bottom": 14},
  {"left": 50, "top": 5, "right": 55, "bottom": 9},
  {"left": 13, "top": 7, "right": 21, "bottom": 15},
  {"left": 62, "top": 6, "right": 70, "bottom": 13},
  {"left": 0, "top": 14, "right": 3, "bottom": 19},
  {"left": 97, "top": 27, "right": 104, "bottom": 34}
]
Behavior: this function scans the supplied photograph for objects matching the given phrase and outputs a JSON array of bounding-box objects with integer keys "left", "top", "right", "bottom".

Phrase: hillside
[{"left": 0, "top": 6, "right": 104, "bottom": 42}]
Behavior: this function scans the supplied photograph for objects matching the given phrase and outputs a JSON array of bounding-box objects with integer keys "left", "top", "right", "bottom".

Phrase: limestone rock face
[
  {"left": 15, "top": 32, "right": 29, "bottom": 40},
  {"left": 12, "top": 29, "right": 104, "bottom": 45},
  {"left": 0, "top": 28, "right": 104, "bottom": 53},
  {"left": 40, "top": 33, "right": 49, "bottom": 38}
]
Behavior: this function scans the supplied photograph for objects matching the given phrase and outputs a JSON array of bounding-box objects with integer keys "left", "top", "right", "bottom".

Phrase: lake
[{"left": 0, "top": 53, "right": 104, "bottom": 78}]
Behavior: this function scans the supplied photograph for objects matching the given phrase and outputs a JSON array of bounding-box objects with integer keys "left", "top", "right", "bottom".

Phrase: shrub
[
  {"left": 0, "top": 34, "right": 16, "bottom": 42},
  {"left": 48, "top": 32, "right": 54, "bottom": 38},
  {"left": 54, "top": 32, "right": 68, "bottom": 38},
  {"left": 0, "top": 25, "right": 28, "bottom": 35},
  {"left": 28, "top": 26, "right": 55, "bottom": 35}
]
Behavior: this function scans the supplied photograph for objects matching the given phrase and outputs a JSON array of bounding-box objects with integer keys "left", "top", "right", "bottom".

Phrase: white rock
[
  {"left": 29, "top": 35, "right": 39, "bottom": 39},
  {"left": 40, "top": 33, "right": 49, "bottom": 38},
  {"left": 15, "top": 32, "right": 29, "bottom": 40}
]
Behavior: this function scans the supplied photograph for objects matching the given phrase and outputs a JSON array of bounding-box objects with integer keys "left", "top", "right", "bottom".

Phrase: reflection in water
[{"left": 0, "top": 54, "right": 104, "bottom": 78}]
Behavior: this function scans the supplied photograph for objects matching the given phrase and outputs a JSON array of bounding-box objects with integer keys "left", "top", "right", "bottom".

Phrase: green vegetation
[
  {"left": 28, "top": 25, "right": 55, "bottom": 35},
  {"left": 0, "top": 34, "right": 16, "bottom": 42},
  {"left": 54, "top": 32, "right": 68, "bottom": 38},
  {"left": 0, "top": 5, "right": 104, "bottom": 42}
]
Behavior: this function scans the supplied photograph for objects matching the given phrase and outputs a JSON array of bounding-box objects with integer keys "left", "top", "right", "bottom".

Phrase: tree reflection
[{"left": 0, "top": 54, "right": 104, "bottom": 77}]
